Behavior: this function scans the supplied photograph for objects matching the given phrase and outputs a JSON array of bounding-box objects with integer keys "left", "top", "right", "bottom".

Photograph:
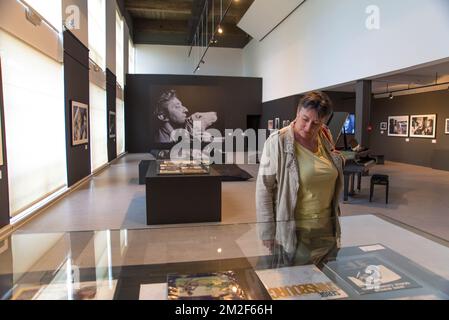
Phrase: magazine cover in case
[
  {"left": 320, "top": 243, "right": 449, "bottom": 299},
  {"left": 167, "top": 271, "right": 246, "bottom": 300},
  {"left": 255, "top": 265, "right": 348, "bottom": 300},
  {"left": 325, "top": 256, "right": 421, "bottom": 295}
]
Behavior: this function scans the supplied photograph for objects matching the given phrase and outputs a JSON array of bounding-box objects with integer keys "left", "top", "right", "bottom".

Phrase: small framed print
[
  {"left": 267, "top": 120, "right": 274, "bottom": 130},
  {"left": 445, "top": 119, "right": 449, "bottom": 134},
  {"left": 410, "top": 114, "right": 436, "bottom": 138},
  {"left": 274, "top": 118, "right": 280, "bottom": 130},
  {"left": 388, "top": 116, "right": 409, "bottom": 137},
  {"left": 109, "top": 111, "right": 116, "bottom": 138},
  {"left": 380, "top": 122, "right": 387, "bottom": 131},
  {"left": 71, "top": 101, "right": 89, "bottom": 146}
]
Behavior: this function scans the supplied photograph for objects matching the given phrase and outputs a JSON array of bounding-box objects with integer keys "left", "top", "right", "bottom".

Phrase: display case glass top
[{"left": 1, "top": 214, "right": 448, "bottom": 300}]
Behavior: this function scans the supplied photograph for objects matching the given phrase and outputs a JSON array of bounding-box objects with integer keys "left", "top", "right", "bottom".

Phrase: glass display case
[
  {"left": 157, "top": 160, "right": 210, "bottom": 175},
  {"left": 1, "top": 214, "right": 449, "bottom": 300}
]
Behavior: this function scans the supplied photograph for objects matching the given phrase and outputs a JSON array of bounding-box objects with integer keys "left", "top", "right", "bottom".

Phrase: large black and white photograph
[
  {"left": 150, "top": 85, "right": 223, "bottom": 145},
  {"left": 388, "top": 115, "right": 409, "bottom": 137},
  {"left": 445, "top": 119, "right": 449, "bottom": 134},
  {"left": 71, "top": 101, "right": 89, "bottom": 146},
  {"left": 109, "top": 111, "right": 116, "bottom": 139},
  {"left": 410, "top": 114, "right": 436, "bottom": 138}
]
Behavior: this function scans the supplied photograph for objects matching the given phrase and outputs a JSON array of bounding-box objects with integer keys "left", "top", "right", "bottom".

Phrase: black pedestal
[{"left": 145, "top": 161, "right": 222, "bottom": 225}]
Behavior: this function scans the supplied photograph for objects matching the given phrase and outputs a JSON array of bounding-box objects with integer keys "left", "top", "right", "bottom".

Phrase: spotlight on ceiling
[
  {"left": 389, "top": 93, "right": 394, "bottom": 100},
  {"left": 218, "top": 26, "right": 223, "bottom": 34}
]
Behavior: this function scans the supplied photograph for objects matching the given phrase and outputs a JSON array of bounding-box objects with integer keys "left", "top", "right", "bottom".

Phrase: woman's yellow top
[{"left": 294, "top": 135, "right": 338, "bottom": 224}]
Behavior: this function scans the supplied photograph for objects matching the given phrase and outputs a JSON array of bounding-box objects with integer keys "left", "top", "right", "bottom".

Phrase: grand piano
[{"left": 327, "top": 112, "right": 376, "bottom": 201}]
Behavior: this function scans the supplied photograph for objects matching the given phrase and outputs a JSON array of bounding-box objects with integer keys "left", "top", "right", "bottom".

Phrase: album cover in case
[{"left": 167, "top": 271, "right": 246, "bottom": 300}]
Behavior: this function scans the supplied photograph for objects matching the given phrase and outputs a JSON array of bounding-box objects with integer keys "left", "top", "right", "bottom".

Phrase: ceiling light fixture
[{"left": 190, "top": 0, "right": 235, "bottom": 73}]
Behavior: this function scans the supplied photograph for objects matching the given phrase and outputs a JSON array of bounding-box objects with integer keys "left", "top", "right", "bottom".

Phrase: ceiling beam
[{"left": 125, "top": 0, "right": 194, "bottom": 14}]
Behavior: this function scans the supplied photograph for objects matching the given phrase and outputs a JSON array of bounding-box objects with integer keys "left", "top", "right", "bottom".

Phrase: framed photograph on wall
[
  {"left": 109, "top": 111, "right": 116, "bottom": 138},
  {"left": 267, "top": 120, "right": 274, "bottom": 130},
  {"left": 71, "top": 101, "right": 89, "bottom": 146},
  {"left": 410, "top": 114, "right": 437, "bottom": 138},
  {"left": 274, "top": 118, "right": 280, "bottom": 130},
  {"left": 388, "top": 116, "right": 409, "bottom": 137},
  {"left": 380, "top": 122, "right": 387, "bottom": 131},
  {"left": 445, "top": 119, "right": 449, "bottom": 134}
]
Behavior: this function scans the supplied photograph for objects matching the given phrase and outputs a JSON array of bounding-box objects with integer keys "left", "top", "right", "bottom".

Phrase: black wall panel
[
  {"left": 107, "top": 69, "right": 117, "bottom": 161},
  {"left": 64, "top": 31, "right": 91, "bottom": 187},
  {"left": 0, "top": 58, "right": 10, "bottom": 228},
  {"left": 125, "top": 74, "right": 262, "bottom": 153},
  {"left": 370, "top": 90, "right": 449, "bottom": 169}
]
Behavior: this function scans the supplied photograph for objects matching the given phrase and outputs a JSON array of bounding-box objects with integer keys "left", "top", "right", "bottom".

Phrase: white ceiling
[{"left": 237, "top": 0, "right": 305, "bottom": 41}]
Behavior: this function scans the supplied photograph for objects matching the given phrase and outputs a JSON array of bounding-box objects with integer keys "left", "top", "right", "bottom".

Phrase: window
[
  {"left": 0, "top": 30, "right": 66, "bottom": 216},
  {"left": 128, "top": 39, "right": 135, "bottom": 74},
  {"left": 90, "top": 83, "right": 108, "bottom": 172},
  {"left": 116, "top": 98, "right": 125, "bottom": 156},
  {"left": 88, "top": 0, "right": 106, "bottom": 70},
  {"left": 116, "top": 10, "right": 124, "bottom": 87}
]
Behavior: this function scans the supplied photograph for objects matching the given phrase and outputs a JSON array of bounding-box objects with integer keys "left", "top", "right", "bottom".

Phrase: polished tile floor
[{"left": 17, "top": 154, "right": 449, "bottom": 241}]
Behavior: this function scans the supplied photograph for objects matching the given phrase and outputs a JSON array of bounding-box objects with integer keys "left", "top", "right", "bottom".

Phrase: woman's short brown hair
[{"left": 297, "top": 91, "right": 333, "bottom": 119}]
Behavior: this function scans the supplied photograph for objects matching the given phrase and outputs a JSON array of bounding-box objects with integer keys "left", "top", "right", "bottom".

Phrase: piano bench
[{"left": 370, "top": 174, "right": 389, "bottom": 204}]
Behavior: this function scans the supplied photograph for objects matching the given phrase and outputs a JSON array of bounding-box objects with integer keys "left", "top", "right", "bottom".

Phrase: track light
[
  {"left": 218, "top": 26, "right": 223, "bottom": 34},
  {"left": 389, "top": 93, "right": 394, "bottom": 100}
]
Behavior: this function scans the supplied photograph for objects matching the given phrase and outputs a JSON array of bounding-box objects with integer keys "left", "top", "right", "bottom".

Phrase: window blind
[{"left": 0, "top": 30, "right": 66, "bottom": 216}]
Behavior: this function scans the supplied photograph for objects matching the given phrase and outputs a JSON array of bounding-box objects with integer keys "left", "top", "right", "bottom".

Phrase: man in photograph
[
  {"left": 424, "top": 118, "right": 434, "bottom": 135},
  {"left": 154, "top": 89, "right": 217, "bottom": 143}
]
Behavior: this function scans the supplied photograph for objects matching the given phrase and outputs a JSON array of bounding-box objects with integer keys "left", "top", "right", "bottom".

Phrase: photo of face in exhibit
[
  {"left": 150, "top": 85, "right": 224, "bottom": 144},
  {"left": 410, "top": 114, "right": 436, "bottom": 138},
  {"left": 388, "top": 115, "right": 409, "bottom": 137},
  {"left": 71, "top": 101, "right": 89, "bottom": 145},
  {"left": 109, "top": 111, "right": 116, "bottom": 138}
]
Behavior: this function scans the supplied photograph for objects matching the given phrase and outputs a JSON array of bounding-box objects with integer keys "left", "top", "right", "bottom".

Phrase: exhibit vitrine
[{"left": 1, "top": 214, "right": 448, "bottom": 300}]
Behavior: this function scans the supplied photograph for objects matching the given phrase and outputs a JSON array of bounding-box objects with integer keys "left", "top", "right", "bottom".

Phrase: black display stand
[{"left": 145, "top": 161, "right": 221, "bottom": 225}]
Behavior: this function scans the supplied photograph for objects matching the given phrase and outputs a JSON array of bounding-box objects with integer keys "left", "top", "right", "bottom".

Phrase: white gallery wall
[
  {"left": 135, "top": 44, "right": 244, "bottom": 77},
  {"left": 242, "top": 0, "right": 449, "bottom": 102}
]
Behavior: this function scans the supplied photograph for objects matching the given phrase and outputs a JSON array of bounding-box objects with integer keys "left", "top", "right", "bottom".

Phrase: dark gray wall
[
  {"left": 261, "top": 91, "right": 356, "bottom": 128},
  {"left": 370, "top": 90, "right": 449, "bottom": 169},
  {"left": 64, "top": 30, "right": 91, "bottom": 187},
  {"left": 0, "top": 58, "right": 10, "bottom": 228},
  {"left": 125, "top": 74, "right": 262, "bottom": 152},
  {"left": 107, "top": 69, "right": 117, "bottom": 161},
  {"left": 261, "top": 91, "right": 356, "bottom": 147}
]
